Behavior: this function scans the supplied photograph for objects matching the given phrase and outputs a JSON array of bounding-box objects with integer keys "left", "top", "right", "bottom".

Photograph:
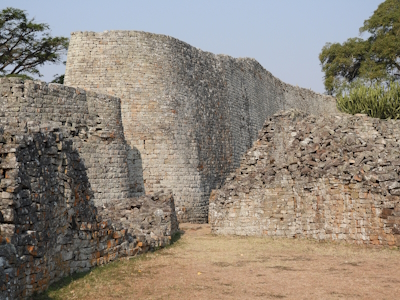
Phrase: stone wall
[
  {"left": 0, "top": 77, "right": 133, "bottom": 206},
  {"left": 209, "top": 110, "right": 400, "bottom": 247},
  {"left": 0, "top": 129, "right": 177, "bottom": 299},
  {"left": 0, "top": 78, "right": 179, "bottom": 298},
  {"left": 64, "top": 30, "right": 338, "bottom": 223}
]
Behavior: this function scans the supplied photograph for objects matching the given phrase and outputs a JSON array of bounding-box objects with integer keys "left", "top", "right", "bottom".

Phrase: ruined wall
[
  {"left": 218, "top": 56, "right": 337, "bottom": 167},
  {"left": 0, "top": 78, "right": 178, "bottom": 298},
  {"left": 0, "top": 129, "right": 177, "bottom": 299},
  {"left": 64, "top": 30, "right": 338, "bottom": 223},
  {"left": 0, "top": 77, "right": 132, "bottom": 206},
  {"left": 209, "top": 111, "right": 400, "bottom": 247}
]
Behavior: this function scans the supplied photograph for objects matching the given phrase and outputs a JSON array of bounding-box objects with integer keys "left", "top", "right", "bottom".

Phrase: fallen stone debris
[{"left": 210, "top": 110, "right": 400, "bottom": 247}]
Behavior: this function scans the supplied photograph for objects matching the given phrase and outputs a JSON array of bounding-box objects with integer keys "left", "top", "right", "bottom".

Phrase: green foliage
[
  {"left": 320, "top": 0, "right": 400, "bottom": 95},
  {"left": 337, "top": 81, "right": 400, "bottom": 119},
  {"left": 51, "top": 74, "right": 64, "bottom": 84},
  {"left": 0, "top": 7, "right": 68, "bottom": 78},
  {"left": 1, "top": 73, "right": 33, "bottom": 80}
]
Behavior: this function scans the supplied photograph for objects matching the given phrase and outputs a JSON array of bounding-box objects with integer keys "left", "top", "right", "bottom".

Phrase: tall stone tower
[{"left": 65, "top": 30, "right": 337, "bottom": 223}]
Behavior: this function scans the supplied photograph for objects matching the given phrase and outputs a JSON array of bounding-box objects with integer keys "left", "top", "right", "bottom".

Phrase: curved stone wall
[{"left": 65, "top": 30, "right": 338, "bottom": 222}]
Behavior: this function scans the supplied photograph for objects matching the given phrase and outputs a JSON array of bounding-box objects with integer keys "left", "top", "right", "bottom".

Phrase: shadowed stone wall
[
  {"left": 0, "top": 78, "right": 178, "bottom": 298},
  {"left": 209, "top": 110, "right": 400, "bottom": 247},
  {"left": 0, "top": 129, "right": 177, "bottom": 299},
  {"left": 64, "top": 30, "right": 338, "bottom": 223},
  {"left": 0, "top": 78, "right": 178, "bottom": 299},
  {"left": 0, "top": 77, "right": 132, "bottom": 206}
]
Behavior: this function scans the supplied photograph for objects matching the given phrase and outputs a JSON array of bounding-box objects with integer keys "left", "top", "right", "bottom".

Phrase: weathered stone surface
[
  {"left": 0, "top": 130, "right": 178, "bottom": 299},
  {"left": 209, "top": 110, "right": 400, "bottom": 247},
  {"left": 0, "top": 79, "right": 179, "bottom": 299},
  {"left": 0, "top": 77, "right": 133, "bottom": 206},
  {"left": 64, "top": 30, "right": 338, "bottom": 223}
]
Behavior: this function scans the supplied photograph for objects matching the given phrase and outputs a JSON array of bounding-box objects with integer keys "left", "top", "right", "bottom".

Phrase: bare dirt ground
[{"left": 38, "top": 223, "right": 400, "bottom": 300}]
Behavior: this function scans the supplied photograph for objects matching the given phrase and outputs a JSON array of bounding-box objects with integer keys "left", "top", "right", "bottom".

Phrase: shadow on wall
[
  {"left": 126, "top": 144, "right": 145, "bottom": 196},
  {"left": 0, "top": 130, "right": 178, "bottom": 299},
  {"left": 1, "top": 133, "right": 101, "bottom": 298}
]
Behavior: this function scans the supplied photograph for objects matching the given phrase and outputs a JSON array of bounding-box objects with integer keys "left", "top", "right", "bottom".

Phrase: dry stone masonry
[
  {"left": 0, "top": 77, "right": 132, "bottom": 206},
  {"left": 1, "top": 29, "right": 398, "bottom": 299},
  {"left": 0, "top": 78, "right": 178, "bottom": 299},
  {"left": 64, "top": 30, "right": 338, "bottom": 223},
  {"left": 209, "top": 110, "right": 400, "bottom": 246}
]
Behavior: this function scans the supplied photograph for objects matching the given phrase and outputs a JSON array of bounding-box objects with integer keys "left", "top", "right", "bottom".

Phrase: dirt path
[{"left": 40, "top": 224, "right": 400, "bottom": 300}]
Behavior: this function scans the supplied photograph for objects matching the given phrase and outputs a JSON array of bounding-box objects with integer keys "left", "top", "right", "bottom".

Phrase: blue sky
[{"left": 2, "top": 0, "right": 383, "bottom": 93}]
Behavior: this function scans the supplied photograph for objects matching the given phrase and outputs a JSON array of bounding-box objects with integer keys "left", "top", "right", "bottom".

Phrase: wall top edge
[
  {"left": 69, "top": 30, "right": 269, "bottom": 62},
  {"left": 69, "top": 30, "right": 264, "bottom": 70},
  {"left": 0, "top": 77, "right": 121, "bottom": 102},
  {"left": 69, "top": 30, "right": 335, "bottom": 101}
]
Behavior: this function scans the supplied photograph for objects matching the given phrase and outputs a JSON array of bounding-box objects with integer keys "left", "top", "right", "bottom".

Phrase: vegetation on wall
[
  {"left": 337, "top": 81, "right": 400, "bottom": 119},
  {"left": 0, "top": 7, "right": 68, "bottom": 81}
]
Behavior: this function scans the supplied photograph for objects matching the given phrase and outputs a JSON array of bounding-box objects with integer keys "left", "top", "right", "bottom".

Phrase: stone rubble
[{"left": 209, "top": 110, "right": 400, "bottom": 246}]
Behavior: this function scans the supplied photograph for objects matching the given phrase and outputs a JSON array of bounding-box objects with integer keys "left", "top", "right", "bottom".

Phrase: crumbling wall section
[
  {"left": 220, "top": 56, "right": 338, "bottom": 168},
  {"left": 64, "top": 30, "right": 338, "bottom": 223},
  {"left": 209, "top": 111, "right": 400, "bottom": 246}
]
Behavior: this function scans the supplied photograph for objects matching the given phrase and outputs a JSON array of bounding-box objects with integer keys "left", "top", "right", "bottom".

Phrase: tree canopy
[
  {"left": 0, "top": 7, "right": 68, "bottom": 80},
  {"left": 319, "top": 0, "right": 400, "bottom": 95}
]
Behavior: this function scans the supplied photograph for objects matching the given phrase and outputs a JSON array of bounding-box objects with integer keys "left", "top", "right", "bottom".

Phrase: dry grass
[{"left": 34, "top": 224, "right": 400, "bottom": 300}]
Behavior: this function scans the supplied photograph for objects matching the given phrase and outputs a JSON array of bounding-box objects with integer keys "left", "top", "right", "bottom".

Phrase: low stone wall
[
  {"left": 0, "top": 129, "right": 178, "bottom": 299},
  {"left": 209, "top": 110, "right": 400, "bottom": 246}
]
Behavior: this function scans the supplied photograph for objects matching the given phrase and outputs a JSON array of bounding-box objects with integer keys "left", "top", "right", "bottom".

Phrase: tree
[
  {"left": 319, "top": 0, "right": 400, "bottom": 95},
  {"left": 0, "top": 7, "right": 68, "bottom": 80},
  {"left": 51, "top": 74, "right": 65, "bottom": 84}
]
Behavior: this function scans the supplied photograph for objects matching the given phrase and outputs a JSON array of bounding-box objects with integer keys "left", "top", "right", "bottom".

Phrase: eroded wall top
[{"left": 210, "top": 110, "right": 400, "bottom": 246}]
